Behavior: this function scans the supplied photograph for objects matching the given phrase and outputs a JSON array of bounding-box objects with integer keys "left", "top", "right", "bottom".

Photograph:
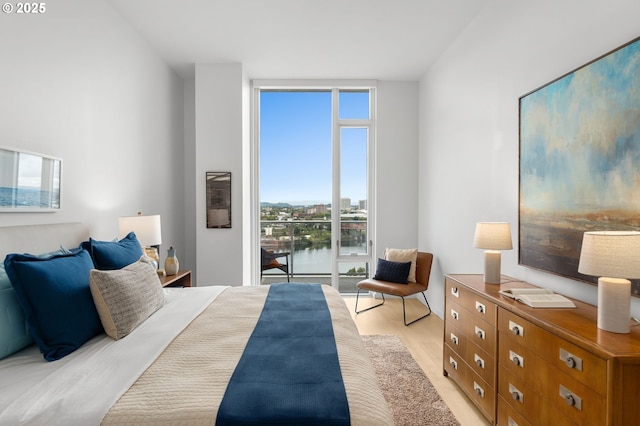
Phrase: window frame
[{"left": 251, "top": 80, "right": 377, "bottom": 289}]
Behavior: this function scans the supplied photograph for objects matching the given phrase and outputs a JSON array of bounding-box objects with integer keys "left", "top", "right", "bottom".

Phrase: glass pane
[
  {"left": 339, "top": 90, "right": 370, "bottom": 119},
  {"left": 340, "top": 127, "right": 368, "bottom": 256},
  {"left": 338, "top": 261, "right": 370, "bottom": 293},
  {"left": 260, "top": 91, "right": 333, "bottom": 282}
]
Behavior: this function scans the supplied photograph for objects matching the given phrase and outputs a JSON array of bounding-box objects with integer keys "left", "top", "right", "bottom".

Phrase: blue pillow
[
  {"left": 0, "top": 247, "right": 70, "bottom": 361},
  {"left": 0, "top": 264, "right": 33, "bottom": 360},
  {"left": 373, "top": 258, "right": 411, "bottom": 284},
  {"left": 81, "top": 232, "right": 143, "bottom": 270},
  {"left": 4, "top": 249, "right": 103, "bottom": 361}
]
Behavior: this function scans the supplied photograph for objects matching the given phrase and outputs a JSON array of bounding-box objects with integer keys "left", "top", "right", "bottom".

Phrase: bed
[{"left": 0, "top": 223, "right": 393, "bottom": 425}]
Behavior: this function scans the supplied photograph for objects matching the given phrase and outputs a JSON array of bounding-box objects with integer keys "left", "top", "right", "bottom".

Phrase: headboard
[{"left": 0, "top": 223, "right": 90, "bottom": 257}]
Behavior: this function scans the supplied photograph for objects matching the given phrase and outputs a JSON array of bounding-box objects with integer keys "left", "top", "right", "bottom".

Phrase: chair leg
[
  {"left": 401, "top": 291, "right": 432, "bottom": 326},
  {"left": 354, "top": 288, "right": 385, "bottom": 315}
]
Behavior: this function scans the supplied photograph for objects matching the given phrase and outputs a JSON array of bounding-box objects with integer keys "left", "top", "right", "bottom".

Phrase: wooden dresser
[{"left": 443, "top": 274, "right": 640, "bottom": 426}]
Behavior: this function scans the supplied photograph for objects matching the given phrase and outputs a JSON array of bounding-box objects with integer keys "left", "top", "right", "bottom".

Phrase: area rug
[{"left": 362, "top": 334, "right": 460, "bottom": 426}]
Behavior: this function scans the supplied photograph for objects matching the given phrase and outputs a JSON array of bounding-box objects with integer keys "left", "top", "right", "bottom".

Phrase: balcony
[{"left": 261, "top": 219, "right": 369, "bottom": 293}]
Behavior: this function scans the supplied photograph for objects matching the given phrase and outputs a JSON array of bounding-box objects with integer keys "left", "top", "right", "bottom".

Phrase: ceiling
[{"left": 108, "top": 0, "right": 487, "bottom": 80}]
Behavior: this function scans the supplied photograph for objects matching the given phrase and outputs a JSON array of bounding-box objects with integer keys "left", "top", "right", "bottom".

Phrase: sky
[
  {"left": 260, "top": 90, "right": 370, "bottom": 206},
  {"left": 520, "top": 38, "right": 640, "bottom": 213}
]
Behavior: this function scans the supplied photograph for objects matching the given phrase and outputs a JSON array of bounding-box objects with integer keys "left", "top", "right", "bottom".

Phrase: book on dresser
[{"left": 498, "top": 287, "right": 576, "bottom": 308}]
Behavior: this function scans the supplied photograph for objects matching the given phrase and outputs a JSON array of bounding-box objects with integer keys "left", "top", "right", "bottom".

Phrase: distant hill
[
  {"left": 260, "top": 202, "right": 293, "bottom": 208},
  {"left": 261, "top": 201, "right": 332, "bottom": 208}
]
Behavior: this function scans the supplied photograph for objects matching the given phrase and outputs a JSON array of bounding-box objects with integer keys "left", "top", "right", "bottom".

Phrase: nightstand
[{"left": 159, "top": 270, "right": 192, "bottom": 288}]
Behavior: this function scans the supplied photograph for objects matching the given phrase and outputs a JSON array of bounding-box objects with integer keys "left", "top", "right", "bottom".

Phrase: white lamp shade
[
  {"left": 119, "top": 214, "right": 162, "bottom": 246},
  {"left": 208, "top": 209, "right": 230, "bottom": 227},
  {"left": 473, "top": 222, "right": 513, "bottom": 250},
  {"left": 578, "top": 231, "right": 640, "bottom": 279}
]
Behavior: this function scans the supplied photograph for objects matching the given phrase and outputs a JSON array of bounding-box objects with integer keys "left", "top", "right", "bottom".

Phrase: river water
[{"left": 268, "top": 243, "right": 368, "bottom": 274}]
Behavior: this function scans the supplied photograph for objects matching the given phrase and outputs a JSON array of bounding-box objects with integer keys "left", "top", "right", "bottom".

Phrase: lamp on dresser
[
  {"left": 119, "top": 212, "right": 162, "bottom": 268},
  {"left": 473, "top": 222, "right": 513, "bottom": 284},
  {"left": 578, "top": 231, "right": 640, "bottom": 333}
]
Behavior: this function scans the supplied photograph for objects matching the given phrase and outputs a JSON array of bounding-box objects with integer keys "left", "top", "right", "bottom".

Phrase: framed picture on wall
[
  {"left": 519, "top": 36, "right": 640, "bottom": 295},
  {"left": 0, "top": 146, "right": 62, "bottom": 212},
  {"left": 206, "top": 172, "right": 231, "bottom": 228}
]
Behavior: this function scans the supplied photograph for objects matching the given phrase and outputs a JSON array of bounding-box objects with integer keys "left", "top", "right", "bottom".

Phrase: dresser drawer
[
  {"left": 498, "top": 366, "right": 542, "bottom": 422},
  {"left": 498, "top": 308, "right": 607, "bottom": 395},
  {"left": 549, "top": 336, "right": 607, "bottom": 396},
  {"left": 498, "top": 383, "right": 579, "bottom": 426},
  {"left": 543, "top": 365, "right": 605, "bottom": 426},
  {"left": 444, "top": 342, "right": 466, "bottom": 382},
  {"left": 444, "top": 344, "right": 495, "bottom": 422},
  {"left": 446, "top": 319, "right": 495, "bottom": 385},
  {"left": 496, "top": 378, "right": 580, "bottom": 426},
  {"left": 447, "top": 299, "right": 496, "bottom": 355},
  {"left": 446, "top": 278, "right": 496, "bottom": 326},
  {"left": 497, "top": 395, "right": 531, "bottom": 426},
  {"left": 498, "top": 331, "right": 544, "bottom": 392}
]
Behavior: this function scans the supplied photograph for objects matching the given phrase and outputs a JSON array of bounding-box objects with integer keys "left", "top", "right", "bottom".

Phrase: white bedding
[{"left": 0, "top": 286, "right": 228, "bottom": 426}]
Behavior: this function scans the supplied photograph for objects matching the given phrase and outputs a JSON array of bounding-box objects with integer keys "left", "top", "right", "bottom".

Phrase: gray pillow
[{"left": 89, "top": 261, "right": 164, "bottom": 340}]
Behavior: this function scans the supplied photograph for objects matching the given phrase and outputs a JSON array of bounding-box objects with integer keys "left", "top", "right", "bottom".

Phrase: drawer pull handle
[
  {"left": 508, "top": 417, "right": 519, "bottom": 426},
  {"left": 473, "top": 382, "right": 484, "bottom": 398},
  {"left": 559, "top": 349, "right": 583, "bottom": 371},
  {"left": 509, "top": 320, "right": 524, "bottom": 337},
  {"left": 449, "top": 357, "right": 458, "bottom": 370},
  {"left": 451, "top": 287, "right": 459, "bottom": 297},
  {"left": 475, "top": 301, "right": 485, "bottom": 314},
  {"left": 450, "top": 333, "right": 458, "bottom": 345},
  {"left": 559, "top": 385, "right": 582, "bottom": 411},
  {"left": 510, "top": 350, "right": 524, "bottom": 368},
  {"left": 565, "top": 394, "right": 575, "bottom": 407},
  {"left": 509, "top": 383, "right": 523, "bottom": 404},
  {"left": 475, "top": 326, "right": 485, "bottom": 340},
  {"left": 474, "top": 353, "right": 484, "bottom": 369},
  {"left": 566, "top": 356, "right": 576, "bottom": 368},
  {"left": 451, "top": 309, "right": 459, "bottom": 320}
]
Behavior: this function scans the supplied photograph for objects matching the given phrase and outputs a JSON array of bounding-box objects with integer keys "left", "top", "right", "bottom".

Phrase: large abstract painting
[{"left": 519, "top": 36, "right": 640, "bottom": 295}]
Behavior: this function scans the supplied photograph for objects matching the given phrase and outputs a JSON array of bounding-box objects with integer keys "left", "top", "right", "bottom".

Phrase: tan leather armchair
[{"left": 355, "top": 251, "right": 433, "bottom": 325}]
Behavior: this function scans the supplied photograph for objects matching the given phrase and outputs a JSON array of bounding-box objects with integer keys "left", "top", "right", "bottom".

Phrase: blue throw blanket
[{"left": 216, "top": 283, "right": 350, "bottom": 425}]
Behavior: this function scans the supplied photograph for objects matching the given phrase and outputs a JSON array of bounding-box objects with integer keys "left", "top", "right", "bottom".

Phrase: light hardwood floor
[{"left": 343, "top": 296, "right": 489, "bottom": 426}]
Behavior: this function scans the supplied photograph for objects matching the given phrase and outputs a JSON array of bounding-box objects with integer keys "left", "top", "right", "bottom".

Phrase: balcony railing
[{"left": 260, "top": 219, "right": 369, "bottom": 292}]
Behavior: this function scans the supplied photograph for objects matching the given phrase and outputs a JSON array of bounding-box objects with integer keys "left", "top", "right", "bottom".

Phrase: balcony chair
[
  {"left": 355, "top": 251, "right": 433, "bottom": 326},
  {"left": 260, "top": 248, "right": 291, "bottom": 282}
]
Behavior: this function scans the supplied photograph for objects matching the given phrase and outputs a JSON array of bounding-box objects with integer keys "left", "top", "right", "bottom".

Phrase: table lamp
[
  {"left": 119, "top": 212, "right": 162, "bottom": 267},
  {"left": 473, "top": 222, "right": 513, "bottom": 284},
  {"left": 207, "top": 208, "right": 230, "bottom": 228},
  {"left": 578, "top": 231, "right": 640, "bottom": 333}
]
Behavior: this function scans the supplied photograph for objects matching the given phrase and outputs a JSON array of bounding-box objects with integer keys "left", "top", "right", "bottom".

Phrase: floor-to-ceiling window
[{"left": 253, "top": 82, "right": 376, "bottom": 293}]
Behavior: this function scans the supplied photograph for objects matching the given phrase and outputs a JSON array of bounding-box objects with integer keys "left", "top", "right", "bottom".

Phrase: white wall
[
  {"left": 419, "top": 0, "right": 640, "bottom": 317},
  {"left": 194, "top": 63, "right": 246, "bottom": 286},
  {"left": 0, "top": 0, "right": 184, "bottom": 264},
  {"left": 376, "top": 81, "right": 420, "bottom": 255}
]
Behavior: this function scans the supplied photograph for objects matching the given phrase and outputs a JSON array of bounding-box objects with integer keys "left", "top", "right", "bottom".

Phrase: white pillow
[
  {"left": 385, "top": 248, "right": 418, "bottom": 283},
  {"left": 89, "top": 261, "right": 164, "bottom": 340}
]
